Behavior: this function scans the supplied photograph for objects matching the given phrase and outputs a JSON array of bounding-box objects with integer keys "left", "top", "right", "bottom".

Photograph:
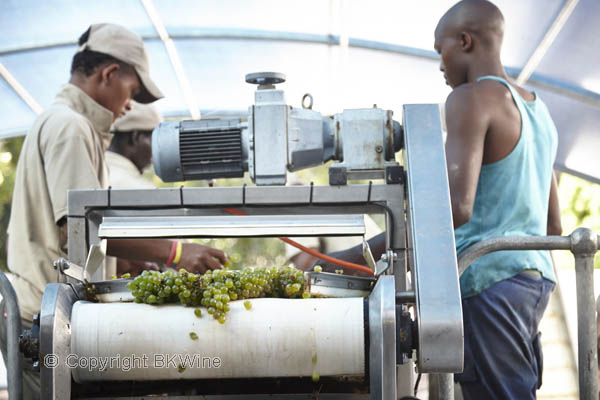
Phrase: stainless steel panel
[
  {"left": 98, "top": 214, "right": 366, "bottom": 238},
  {"left": 368, "top": 276, "right": 397, "bottom": 400},
  {"left": 40, "top": 283, "right": 78, "bottom": 400},
  {"left": 403, "top": 104, "right": 463, "bottom": 373}
]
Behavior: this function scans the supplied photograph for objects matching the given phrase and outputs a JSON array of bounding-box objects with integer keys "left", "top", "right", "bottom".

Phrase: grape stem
[{"left": 222, "top": 208, "right": 375, "bottom": 276}]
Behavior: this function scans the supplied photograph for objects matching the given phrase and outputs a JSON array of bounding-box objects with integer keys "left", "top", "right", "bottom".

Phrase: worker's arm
[
  {"left": 547, "top": 170, "right": 562, "bottom": 236},
  {"left": 308, "top": 233, "right": 386, "bottom": 276},
  {"left": 291, "top": 250, "right": 320, "bottom": 271},
  {"left": 107, "top": 239, "right": 226, "bottom": 273},
  {"left": 59, "top": 221, "right": 226, "bottom": 274},
  {"left": 444, "top": 86, "right": 489, "bottom": 228}
]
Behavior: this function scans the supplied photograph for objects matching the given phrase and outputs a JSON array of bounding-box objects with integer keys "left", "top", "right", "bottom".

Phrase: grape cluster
[{"left": 126, "top": 266, "right": 310, "bottom": 323}]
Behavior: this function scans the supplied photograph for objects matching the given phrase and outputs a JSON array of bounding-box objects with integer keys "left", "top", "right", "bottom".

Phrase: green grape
[
  {"left": 189, "top": 332, "right": 198, "bottom": 340},
  {"left": 312, "top": 370, "right": 320, "bottom": 383},
  {"left": 314, "top": 265, "right": 323, "bottom": 273},
  {"left": 194, "top": 309, "right": 202, "bottom": 318},
  {"left": 217, "top": 316, "right": 226, "bottom": 324},
  {"left": 129, "top": 266, "right": 316, "bottom": 320}
]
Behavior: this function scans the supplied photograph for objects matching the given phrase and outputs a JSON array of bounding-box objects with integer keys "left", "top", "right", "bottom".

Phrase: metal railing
[{"left": 436, "top": 227, "right": 599, "bottom": 400}]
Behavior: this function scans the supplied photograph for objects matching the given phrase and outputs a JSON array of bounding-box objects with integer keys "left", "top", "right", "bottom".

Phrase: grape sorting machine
[{"left": 19, "top": 73, "right": 463, "bottom": 399}]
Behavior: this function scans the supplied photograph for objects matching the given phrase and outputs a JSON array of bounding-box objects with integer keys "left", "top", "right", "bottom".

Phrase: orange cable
[{"left": 222, "top": 208, "right": 374, "bottom": 276}]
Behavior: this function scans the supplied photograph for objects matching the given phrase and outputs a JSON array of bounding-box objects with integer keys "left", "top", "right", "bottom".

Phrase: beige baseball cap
[
  {"left": 78, "top": 23, "right": 164, "bottom": 104},
  {"left": 112, "top": 101, "right": 162, "bottom": 132}
]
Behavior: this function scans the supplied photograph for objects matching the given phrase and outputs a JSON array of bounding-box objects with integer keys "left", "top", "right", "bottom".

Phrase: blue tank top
[{"left": 455, "top": 76, "right": 558, "bottom": 298}]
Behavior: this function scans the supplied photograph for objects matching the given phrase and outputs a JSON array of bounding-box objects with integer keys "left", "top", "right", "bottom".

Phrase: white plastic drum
[{"left": 70, "top": 297, "right": 365, "bottom": 382}]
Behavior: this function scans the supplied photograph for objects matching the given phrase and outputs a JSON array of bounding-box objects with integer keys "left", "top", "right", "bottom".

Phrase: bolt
[
  {"left": 375, "top": 145, "right": 383, "bottom": 153},
  {"left": 53, "top": 258, "right": 68, "bottom": 271}
]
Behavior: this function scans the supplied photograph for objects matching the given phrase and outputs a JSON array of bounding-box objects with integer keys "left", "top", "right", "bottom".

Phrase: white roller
[{"left": 71, "top": 297, "right": 365, "bottom": 382}]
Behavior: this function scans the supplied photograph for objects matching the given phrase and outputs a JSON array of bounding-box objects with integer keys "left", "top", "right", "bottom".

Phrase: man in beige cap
[
  {"left": 107, "top": 101, "right": 161, "bottom": 189},
  {"left": 2, "top": 24, "right": 225, "bottom": 398}
]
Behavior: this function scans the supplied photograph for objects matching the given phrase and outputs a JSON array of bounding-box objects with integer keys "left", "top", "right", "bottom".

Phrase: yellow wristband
[{"left": 172, "top": 241, "right": 183, "bottom": 266}]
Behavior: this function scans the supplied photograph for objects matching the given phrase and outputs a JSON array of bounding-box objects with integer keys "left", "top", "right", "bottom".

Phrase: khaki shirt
[
  {"left": 106, "top": 151, "right": 155, "bottom": 189},
  {"left": 7, "top": 84, "right": 113, "bottom": 321}
]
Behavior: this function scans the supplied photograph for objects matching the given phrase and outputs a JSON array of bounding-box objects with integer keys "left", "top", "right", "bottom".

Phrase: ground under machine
[{"left": 13, "top": 72, "right": 463, "bottom": 399}]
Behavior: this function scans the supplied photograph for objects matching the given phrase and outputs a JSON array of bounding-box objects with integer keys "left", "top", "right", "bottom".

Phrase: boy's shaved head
[{"left": 436, "top": 0, "right": 505, "bottom": 50}]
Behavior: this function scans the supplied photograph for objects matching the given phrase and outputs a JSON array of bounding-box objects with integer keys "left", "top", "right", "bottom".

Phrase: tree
[{"left": 0, "top": 137, "right": 24, "bottom": 271}]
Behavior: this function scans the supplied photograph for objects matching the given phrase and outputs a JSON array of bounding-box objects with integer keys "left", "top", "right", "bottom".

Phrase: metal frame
[
  {"left": 3, "top": 24, "right": 600, "bottom": 126},
  {"left": 516, "top": 0, "right": 580, "bottom": 85},
  {"left": 66, "top": 184, "right": 404, "bottom": 399},
  {"left": 449, "top": 228, "right": 599, "bottom": 400},
  {"left": 0, "top": 269, "right": 23, "bottom": 399},
  {"left": 368, "top": 276, "right": 397, "bottom": 399},
  {"left": 40, "top": 283, "right": 81, "bottom": 400},
  {"left": 403, "top": 104, "right": 463, "bottom": 373},
  {"left": 140, "top": 0, "right": 201, "bottom": 119},
  {"left": 98, "top": 214, "right": 367, "bottom": 238},
  {"left": 67, "top": 184, "right": 407, "bottom": 268},
  {"left": 60, "top": 103, "right": 465, "bottom": 398}
]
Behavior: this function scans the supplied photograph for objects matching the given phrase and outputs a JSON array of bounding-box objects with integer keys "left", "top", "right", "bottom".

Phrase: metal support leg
[
  {"left": 571, "top": 228, "right": 598, "bottom": 400},
  {"left": 436, "top": 373, "right": 454, "bottom": 400},
  {"left": 0, "top": 270, "right": 23, "bottom": 400}
]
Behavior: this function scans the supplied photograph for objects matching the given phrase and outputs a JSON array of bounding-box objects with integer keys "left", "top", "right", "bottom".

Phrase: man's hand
[
  {"left": 177, "top": 243, "right": 227, "bottom": 274},
  {"left": 117, "top": 259, "right": 159, "bottom": 277}
]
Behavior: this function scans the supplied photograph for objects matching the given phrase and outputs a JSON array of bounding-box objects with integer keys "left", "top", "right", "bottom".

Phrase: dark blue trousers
[{"left": 455, "top": 272, "right": 554, "bottom": 400}]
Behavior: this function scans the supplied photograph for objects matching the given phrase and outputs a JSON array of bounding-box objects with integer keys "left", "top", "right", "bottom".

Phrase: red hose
[{"left": 222, "top": 208, "right": 374, "bottom": 276}]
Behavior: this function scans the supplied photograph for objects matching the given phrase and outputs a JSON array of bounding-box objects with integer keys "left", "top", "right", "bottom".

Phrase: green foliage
[
  {"left": 568, "top": 186, "right": 592, "bottom": 225},
  {"left": 0, "top": 137, "right": 24, "bottom": 271},
  {"left": 555, "top": 173, "right": 600, "bottom": 269}
]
